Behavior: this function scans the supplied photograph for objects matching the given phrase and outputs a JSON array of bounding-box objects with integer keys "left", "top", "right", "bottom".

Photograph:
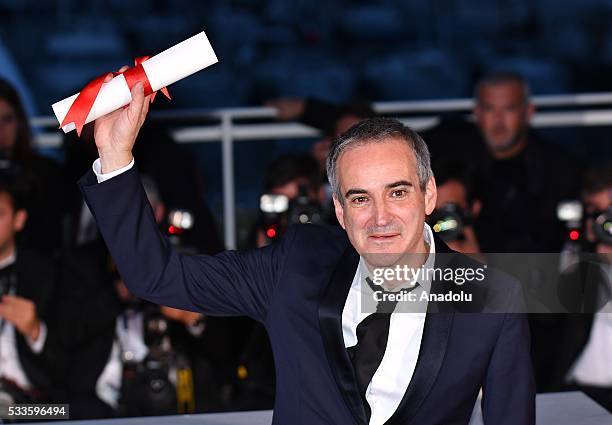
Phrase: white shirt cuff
[
  {"left": 26, "top": 321, "right": 46, "bottom": 354},
  {"left": 187, "top": 321, "right": 206, "bottom": 338},
  {"left": 92, "top": 158, "right": 135, "bottom": 183}
]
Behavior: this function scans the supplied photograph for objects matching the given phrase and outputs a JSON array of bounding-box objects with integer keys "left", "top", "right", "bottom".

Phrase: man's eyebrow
[
  {"left": 344, "top": 188, "right": 368, "bottom": 198},
  {"left": 386, "top": 180, "right": 413, "bottom": 189},
  {"left": 344, "top": 181, "right": 413, "bottom": 198}
]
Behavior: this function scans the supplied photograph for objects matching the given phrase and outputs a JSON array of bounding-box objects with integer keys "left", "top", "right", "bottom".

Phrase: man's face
[
  {"left": 474, "top": 82, "right": 533, "bottom": 154},
  {"left": 0, "top": 192, "right": 26, "bottom": 254},
  {"left": 0, "top": 100, "right": 17, "bottom": 150},
  {"left": 584, "top": 189, "right": 612, "bottom": 254},
  {"left": 333, "top": 139, "right": 436, "bottom": 265}
]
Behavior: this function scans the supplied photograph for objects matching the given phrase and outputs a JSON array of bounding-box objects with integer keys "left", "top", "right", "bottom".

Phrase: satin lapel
[
  {"left": 386, "top": 235, "right": 456, "bottom": 424},
  {"left": 317, "top": 246, "right": 367, "bottom": 425},
  {"left": 386, "top": 311, "right": 454, "bottom": 425}
]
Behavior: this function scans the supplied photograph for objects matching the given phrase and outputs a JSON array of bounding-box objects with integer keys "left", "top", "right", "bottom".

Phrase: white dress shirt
[
  {"left": 0, "top": 252, "right": 47, "bottom": 390},
  {"left": 93, "top": 159, "right": 436, "bottom": 423},
  {"left": 342, "top": 224, "right": 435, "bottom": 425}
]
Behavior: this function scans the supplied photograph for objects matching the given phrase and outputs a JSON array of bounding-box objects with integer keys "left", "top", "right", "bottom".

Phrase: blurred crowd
[{"left": 0, "top": 70, "right": 610, "bottom": 420}]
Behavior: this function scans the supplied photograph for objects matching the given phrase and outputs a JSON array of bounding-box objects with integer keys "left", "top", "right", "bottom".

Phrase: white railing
[{"left": 32, "top": 92, "right": 612, "bottom": 249}]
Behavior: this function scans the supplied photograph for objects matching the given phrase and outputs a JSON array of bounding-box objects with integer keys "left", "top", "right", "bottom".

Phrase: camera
[
  {"left": 589, "top": 208, "right": 612, "bottom": 245},
  {"left": 118, "top": 306, "right": 177, "bottom": 416},
  {"left": 119, "top": 358, "right": 177, "bottom": 417},
  {"left": 557, "top": 200, "right": 583, "bottom": 243},
  {"left": 427, "top": 203, "right": 472, "bottom": 242},
  {"left": 259, "top": 185, "right": 324, "bottom": 242},
  {"left": 557, "top": 201, "right": 612, "bottom": 245},
  {"left": 166, "top": 209, "right": 197, "bottom": 254}
]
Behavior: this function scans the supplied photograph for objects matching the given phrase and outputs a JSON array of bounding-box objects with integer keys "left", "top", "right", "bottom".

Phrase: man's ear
[
  {"left": 13, "top": 209, "right": 27, "bottom": 232},
  {"left": 424, "top": 176, "right": 437, "bottom": 216},
  {"left": 332, "top": 195, "right": 346, "bottom": 229}
]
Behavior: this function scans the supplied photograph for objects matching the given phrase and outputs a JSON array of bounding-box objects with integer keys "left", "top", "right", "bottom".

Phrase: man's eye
[
  {"left": 352, "top": 196, "right": 368, "bottom": 204},
  {"left": 390, "top": 189, "right": 407, "bottom": 198}
]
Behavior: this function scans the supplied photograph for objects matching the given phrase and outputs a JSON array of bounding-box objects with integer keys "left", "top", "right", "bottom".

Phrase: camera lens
[{"left": 593, "top": 209, "right": 612, "bottom": 245}]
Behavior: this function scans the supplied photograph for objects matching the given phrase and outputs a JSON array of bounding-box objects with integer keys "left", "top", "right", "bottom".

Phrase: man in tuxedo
[
  {"left": 78, "top": 80, "right": 535, "bottom": 424},
  {"left": 0, "top": 169, "right": 61, "bottom": 403}
]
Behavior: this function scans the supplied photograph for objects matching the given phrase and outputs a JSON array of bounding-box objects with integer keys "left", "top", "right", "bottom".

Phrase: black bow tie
[
  {"left": 364, "top": 276, "right": 419, "bottom": 313},
  {"left": 348, "top": 276, "right": 419, "bottom": 420}
]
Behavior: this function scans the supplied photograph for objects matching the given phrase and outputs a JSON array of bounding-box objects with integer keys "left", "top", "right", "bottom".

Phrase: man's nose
[
  {"left": 373, "top": 200, "right": 392, "bottom": 226},
  {"left": 491, "top": 111, "right": 503, "bottom": 123}
]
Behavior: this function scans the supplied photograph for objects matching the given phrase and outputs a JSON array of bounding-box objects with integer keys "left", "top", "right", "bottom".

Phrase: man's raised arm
[{"left": 78, "top": 74, "right": 295, "bottom": 322}]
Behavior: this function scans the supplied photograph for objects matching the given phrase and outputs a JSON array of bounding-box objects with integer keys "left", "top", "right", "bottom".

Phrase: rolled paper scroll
[{"left": 52, "top": 30, "right": 218, "bottom": 135}]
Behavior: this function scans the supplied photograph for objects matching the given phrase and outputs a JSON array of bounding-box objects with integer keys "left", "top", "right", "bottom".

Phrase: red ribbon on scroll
[{"left": 60, "top": 56, "right": 171, "bottom": 136}]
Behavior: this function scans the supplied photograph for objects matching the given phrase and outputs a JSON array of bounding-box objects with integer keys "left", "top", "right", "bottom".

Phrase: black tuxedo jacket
[{"left": 79, "top": 167, "right": 535, "bottom": 424}]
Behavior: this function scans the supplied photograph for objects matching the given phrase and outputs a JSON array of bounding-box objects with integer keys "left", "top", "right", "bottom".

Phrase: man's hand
[
  {"left": 94, "top": 67, "right": 153, "bottom": 174},
  {"left": 0, "top": 295, "right": 41, "bottom": 341}
]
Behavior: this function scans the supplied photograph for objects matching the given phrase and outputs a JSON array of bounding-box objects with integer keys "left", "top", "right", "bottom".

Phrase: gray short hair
[
  {"left": 326, "top": 117, "right": 433, "bottom": 204},
  {"left": 474, "top": 71, "right": 531, "bottom": 105}
]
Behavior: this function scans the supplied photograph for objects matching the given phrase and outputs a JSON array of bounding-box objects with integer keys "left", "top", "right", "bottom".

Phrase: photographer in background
[
  {"left": 429, "top": 158, "right": 482, "bottom": 257},
  {"left": 0, "top": 168, "right": 62, "bottom": 407},
  {"left": 555, "top": 162, "right": 612, "bottom": 412},
  {"left": 472, "top": 72, "right": 583, "bottom": 392},
  {"left": 255, "top": 153, "right": 324, "bottom": 248},
  {"left": 472, "top": 71, "right": 581, "bottom": 253}
]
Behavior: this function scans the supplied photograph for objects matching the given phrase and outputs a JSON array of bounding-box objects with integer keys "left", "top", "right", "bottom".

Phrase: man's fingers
[
  {"left": 101, "top": 65, "right": 129, "bottom": 84},
  {"left": 131, "top": 82, "right": 144, "bottom": 102},
  {"left": 139, "top": 95, "right": 152, "bottom": 125},
  {"left": 127, "top": 82, "right": 145, "bottom": 125}
]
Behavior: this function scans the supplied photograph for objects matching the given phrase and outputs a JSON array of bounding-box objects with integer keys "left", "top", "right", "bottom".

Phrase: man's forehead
[
  {"left": 337, "top": 140, "right": 417, "bottom": 188},
  {"left": 478, "top": 82, "right": 526, "bottom": 102}
]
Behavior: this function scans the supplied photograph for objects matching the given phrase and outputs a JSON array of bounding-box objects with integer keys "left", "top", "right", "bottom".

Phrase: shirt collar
[{"left": 0, "top": 250, "right": 16, "bottom": 270}]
